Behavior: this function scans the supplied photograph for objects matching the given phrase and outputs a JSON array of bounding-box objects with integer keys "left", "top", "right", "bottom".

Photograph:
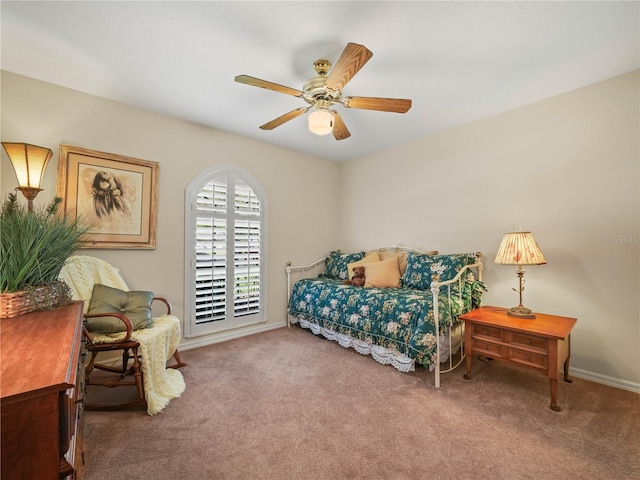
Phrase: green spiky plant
[{"left": 0, "top": 193, "right": 91, "bottom": 294}]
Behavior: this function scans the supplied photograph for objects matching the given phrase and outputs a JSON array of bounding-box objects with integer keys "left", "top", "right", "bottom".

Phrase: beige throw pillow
[
  {"left": 346, "top": 252, "right": 381, "bottom": 279},
  {"left": 364, "top": 256, "right": 401, "bottom": 288},
  {"left": 378, "top": 252, "right": 406, "bottom": 276}
]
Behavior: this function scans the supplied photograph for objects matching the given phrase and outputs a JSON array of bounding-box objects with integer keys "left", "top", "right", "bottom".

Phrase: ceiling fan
[{"left": 235, "top": 42, "right": 412, "bottom": 140}]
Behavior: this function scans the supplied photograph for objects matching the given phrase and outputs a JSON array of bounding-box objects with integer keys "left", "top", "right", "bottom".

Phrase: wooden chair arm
[
  {"left": 153, "top": 296, "right": 172, "bottom": 315},
  {"left": 82, "top": 325, "right": 95, "bottom": 344},
  {"left": 84, "top": 312, "right": 134, "bottom": 342}
]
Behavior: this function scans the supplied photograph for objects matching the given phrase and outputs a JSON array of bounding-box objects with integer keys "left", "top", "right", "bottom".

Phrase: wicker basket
[{"left": 0, "top": 282, "right": 72, "bottom": 319}]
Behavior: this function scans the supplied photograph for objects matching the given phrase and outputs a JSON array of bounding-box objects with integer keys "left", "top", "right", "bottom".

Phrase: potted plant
[{"left": 0, "top": 193, "right": 91, "bottom": 317}]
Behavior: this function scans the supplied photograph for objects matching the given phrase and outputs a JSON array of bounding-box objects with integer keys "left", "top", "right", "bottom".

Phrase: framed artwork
[{"left": 57, "top": 144, "right": 158, "bottom": 249}]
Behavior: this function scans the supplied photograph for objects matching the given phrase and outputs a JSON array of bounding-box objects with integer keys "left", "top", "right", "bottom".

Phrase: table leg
[
  {"left": 564, "top": 334, "right": 573, "bottom": 383},
  {"left": 549, "top": 378, "right": 561, "bottom": 411},
  {"left": 463, "top": 320, "right": 472, "bottom": 380},
  {"left": 563, "top": 359, "right": 573, "bottom": 383},
  {"left": 463, "top": 351, "right": 472, "bottom": 380}
]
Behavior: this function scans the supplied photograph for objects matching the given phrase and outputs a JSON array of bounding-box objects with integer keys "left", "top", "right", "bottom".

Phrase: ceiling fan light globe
[{"left": 308, "top": 109, "right": 334, "bottom": 136}]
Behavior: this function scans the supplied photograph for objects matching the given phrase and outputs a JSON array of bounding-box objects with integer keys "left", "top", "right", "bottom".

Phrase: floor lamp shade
[{"left": 1, "top": 142, "right": 53, "bottom": 211}]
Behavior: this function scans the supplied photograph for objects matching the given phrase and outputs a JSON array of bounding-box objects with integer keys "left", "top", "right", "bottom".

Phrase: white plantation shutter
[
  {"left": 232, "top": 178, "right": 261, "bottom": 318},
  {"left": 194, "top": 179, "right": 227, "bottom": 324},
  {"left": 185, "top": 168, "right": 266, "bottom": 337}
]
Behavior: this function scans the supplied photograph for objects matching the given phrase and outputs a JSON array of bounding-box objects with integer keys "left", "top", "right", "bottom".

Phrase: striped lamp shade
[
  {"left": 1, "top": 142, "right": 53, "bottom": 189},
  {"left": 494, "top": 232, "right": 546, "bottom": 265}
]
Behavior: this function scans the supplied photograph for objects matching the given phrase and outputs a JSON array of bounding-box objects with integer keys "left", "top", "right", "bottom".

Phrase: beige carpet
[{"left": 83, "top": 326, "right": 640, "bottom": 480}]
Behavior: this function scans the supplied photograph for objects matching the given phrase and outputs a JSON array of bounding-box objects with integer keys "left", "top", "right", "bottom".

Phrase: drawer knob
[{"left": 526, "top": 340, "right": 531, "bottom": 345}]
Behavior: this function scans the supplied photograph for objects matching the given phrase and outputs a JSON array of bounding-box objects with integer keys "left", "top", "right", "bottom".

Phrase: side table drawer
[
  {"left": 472, "top": 325, "right": 503, "bottom": 342},
  {"left": 472, "top": 340, "right": 504, "bottom": 359},
  {"left": 508, "top": 332, "right": 548, "bottom": 353},
  {"left": 509, "top": 349, "right": 548, "bottom": 370}
]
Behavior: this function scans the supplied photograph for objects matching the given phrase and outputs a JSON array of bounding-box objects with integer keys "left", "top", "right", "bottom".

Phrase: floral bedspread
[{"left": 288, "top": 277, "right": 486, "bottom": 367}]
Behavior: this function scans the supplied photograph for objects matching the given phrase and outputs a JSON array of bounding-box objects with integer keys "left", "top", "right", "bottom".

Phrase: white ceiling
[{"left": 1, "top": 1, "right": 638, "bottom": 162}]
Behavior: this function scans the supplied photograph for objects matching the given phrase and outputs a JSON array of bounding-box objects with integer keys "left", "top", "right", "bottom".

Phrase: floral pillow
[
  {"left": 402, "top": 252, "right": 477, "bottom": 290},
  {"left": 322, "top": 250, "right": 365, "bottom": 280}
]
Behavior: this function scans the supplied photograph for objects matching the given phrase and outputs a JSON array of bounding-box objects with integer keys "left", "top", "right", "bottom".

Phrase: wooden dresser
[{"left": 1, "top": 302, "right": 85, "bottom": 479}]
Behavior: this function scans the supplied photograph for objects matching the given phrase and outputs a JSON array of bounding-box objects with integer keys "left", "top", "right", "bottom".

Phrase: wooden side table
[{"left": 460, "top": 306, "right": 577, "bottom": 411}]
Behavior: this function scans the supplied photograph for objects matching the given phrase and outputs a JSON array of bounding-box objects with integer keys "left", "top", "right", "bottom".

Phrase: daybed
[{"left": 286, "top": 246, "right": 487, "bottom": 387}]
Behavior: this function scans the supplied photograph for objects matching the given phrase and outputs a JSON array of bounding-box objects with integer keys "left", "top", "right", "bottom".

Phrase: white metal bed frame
[{"left": 285, "top": 245, "right": 484, "bottom": 388}]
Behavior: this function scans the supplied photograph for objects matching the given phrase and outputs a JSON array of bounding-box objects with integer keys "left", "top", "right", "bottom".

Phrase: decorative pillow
[
  {"left": 87, "top": 283, "right": 154, "bottom": 333},
  {"left": 364, "top": 256, "right": 402, "bottom": 288},
  {"left": 450, "top": 279, "right": 488, "bottom": 310},
  {"left": 402, "top": 252, "right": 477, "bottom": 290},
  {"left": 324, "top": 250, "right": 365, "bottom": 280},
  {"left": 378, "top": 252, "right": 408, "bottom": 279},
  {"left": 378, "top": 250, "right": 437, "bottom": 277},
  {"left": 347, "top": 252, "right": 381, "bottom": 279},
  {"left": 466, "top": 280, "right": 488, "bottom": 309}
]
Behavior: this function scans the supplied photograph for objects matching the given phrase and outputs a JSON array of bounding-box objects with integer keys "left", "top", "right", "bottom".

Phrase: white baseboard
[
  {"left": 570, "top": 367, "right": 640, "bottom": 394},
  {"left": 178, "top": 320, "right": 287, "bottom": 351}
]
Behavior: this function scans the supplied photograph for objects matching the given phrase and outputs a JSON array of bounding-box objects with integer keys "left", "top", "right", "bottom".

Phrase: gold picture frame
[{"left": 57, "top": 144, "right": 158, "bottom": 249}]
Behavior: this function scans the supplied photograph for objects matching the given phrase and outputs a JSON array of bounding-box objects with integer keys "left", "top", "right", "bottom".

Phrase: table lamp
[{"left": 495, "top": 231, "right": 546, "bottom": 319}]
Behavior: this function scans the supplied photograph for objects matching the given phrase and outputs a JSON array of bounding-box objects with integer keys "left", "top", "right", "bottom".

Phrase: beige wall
[
  {"left": 338, "top": 71, "right": 640, "bottom": 389},
  {"left": 3, "top": 70, "right": 638, "bottom": 390},
  {"left": 1, "top": 71, "right": 340, "bottom": 348}
]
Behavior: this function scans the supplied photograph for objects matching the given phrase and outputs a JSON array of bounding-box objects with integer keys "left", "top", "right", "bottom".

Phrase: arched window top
[{"left": 189, "top": 166, "right": 265, "bottom": 206}]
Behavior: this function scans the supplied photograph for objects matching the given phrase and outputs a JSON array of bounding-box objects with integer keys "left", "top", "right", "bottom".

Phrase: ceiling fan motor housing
[{"left": 303, "top": 59, "right": 342, "bottom": 106}]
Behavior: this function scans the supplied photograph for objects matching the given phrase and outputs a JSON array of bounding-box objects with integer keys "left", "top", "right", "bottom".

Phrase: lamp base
[{"left": 507, "top": 305, "right": 537, "bottom": 319}]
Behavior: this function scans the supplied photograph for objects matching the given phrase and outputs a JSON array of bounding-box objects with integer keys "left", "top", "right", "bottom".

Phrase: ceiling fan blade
[
  {"left": 331, "top": 111, "right": 351, "bottom": 140},
  {"left": 235, "top": 75, "right": 303, "bottom": 97},
  {"left": 259, "top": 107, "right": 309, "bottom": 130},
  {"left": 325, "top": 43, "right": 373, "bottom": 92},
  {"left": 343, "top": 96, "right": 412, "bottom": 113}
]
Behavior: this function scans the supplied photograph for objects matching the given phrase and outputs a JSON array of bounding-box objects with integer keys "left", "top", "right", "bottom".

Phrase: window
[{"left": 185, "top": 167, "right": 267, "bottom": 337}]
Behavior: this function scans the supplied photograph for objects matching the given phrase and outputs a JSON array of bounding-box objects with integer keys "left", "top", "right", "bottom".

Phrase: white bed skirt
[{"left": 289, "top": 314, "right": 463, "bottom": 373}]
